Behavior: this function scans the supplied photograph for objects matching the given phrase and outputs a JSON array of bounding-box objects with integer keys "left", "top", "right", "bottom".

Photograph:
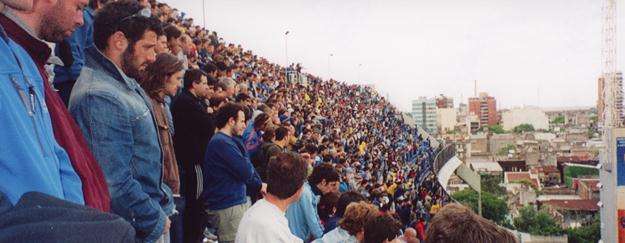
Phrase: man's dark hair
[
  {"left": 183, "top": 69, "right": 206, "bottom": 89},
  {"left": 336, "top": 191, "right": 367, "bottom": 217},
  {"left": 266, "top": 152, "right": 308, "bottom": 199},
  {"left": 363, "top": 215, "right": 402, "bottom": 243},
  {"left": 209, "top": 96, "right": 226, "bottom": 109},
  {"left": 214, "top": 102, "right": 244, "bottom": 129},
  {"left": 203, "top": 62, "right": 218, "bottom": 74},
  {"left": 274, "top": 126, "right": 289, "bottom": 141},
  {"left": 253, "top": 113, "right": 270, "bottom": 130},
  {"left": 309, "top": 163, "right": 340, "bottom": 186},
  {"left": 93, "top": 0, "right": 161, "bottom": 51},
  {"left": 163, "top": 24, "right": 181, "bottom": 41},
  {"left": 89, "top": 0, "right": 111, "bottom": 10},
  {"left": 235, "top": 93, "right": 251, "bottom": 103}
]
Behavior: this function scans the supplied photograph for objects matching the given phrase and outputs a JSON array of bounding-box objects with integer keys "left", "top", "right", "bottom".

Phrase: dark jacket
[
  {"left": 0, "top": 191, "right": 134, "bottom": 243},
  {"left": 251, "top": 142, "right": 283, "bottom": 181},
  {"left": 172, "top": 90, "right": 215, "bottom": 171}
]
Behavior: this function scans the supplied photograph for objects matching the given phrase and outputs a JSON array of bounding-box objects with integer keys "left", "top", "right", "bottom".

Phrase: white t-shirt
[{"left": 235, "top": 199, "right": 303, "bottom": 243}]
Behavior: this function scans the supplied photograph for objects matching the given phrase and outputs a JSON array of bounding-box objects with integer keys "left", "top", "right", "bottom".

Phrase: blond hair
[{"left": 339, "top": 202, "right": 379, "bottom": 236}]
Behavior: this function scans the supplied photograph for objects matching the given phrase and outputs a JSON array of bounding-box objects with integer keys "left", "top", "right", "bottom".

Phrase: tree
[
  {"left": 551, "top": 115, "right": 565, "bottom": 124},
  {"left": 496, "top": 144, "right": 516, "bottom": 156},
  {"left": 452, "top": 188, "right": 509, "bottom": 224},
  {"left": 567, "top": 214, "right": 600, "bottom": 243},
  {"left": 513, "top": 205, "right": 564, "bottom": 236},
  {"left": 486, "top": 124, "right": 506, "bottom": 134},
  {"left": 513, "top": 124, "right": 535, "bottom": 133},
  {"left": 481, "top": 174, "right": 506, "bottom": 197}
]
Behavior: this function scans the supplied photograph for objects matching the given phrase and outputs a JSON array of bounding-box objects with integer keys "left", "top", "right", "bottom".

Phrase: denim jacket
[
  {"left": 0, "top": 14, "right": 83, "bottom": 205},
  {"left": 69, "top": 46, "right": 173, "bottom": 242},
  {"left": 286, "top": 182, "right": 324, "bottom": 241}
]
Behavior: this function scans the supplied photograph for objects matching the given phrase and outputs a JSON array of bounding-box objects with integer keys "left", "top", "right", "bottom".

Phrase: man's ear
[{"left": 111, "top": 31, "right": 128, "bottom": 52}]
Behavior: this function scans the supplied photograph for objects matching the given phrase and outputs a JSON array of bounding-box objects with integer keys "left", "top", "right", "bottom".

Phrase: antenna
[{"left": 474, "top": 80, "right": 477, "bottom": 97}]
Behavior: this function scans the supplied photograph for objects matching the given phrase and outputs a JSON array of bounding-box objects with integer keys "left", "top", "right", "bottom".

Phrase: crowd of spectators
[{"left": 0, "top": 0, "right": 518, "bottom": 242}]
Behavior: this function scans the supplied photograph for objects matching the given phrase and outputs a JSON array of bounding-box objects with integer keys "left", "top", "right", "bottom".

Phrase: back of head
[
  {"left": 219, "top": 77, "right": 236, "bottom": 89},
  {"left": 274, "top": 126, "right": 289, "bottom": 141},
  {"left": 339, "top": 202, "right": 379, "bottom": 236},
  {"left": 309, "top": 162, "right": 340, "bottom": 186},
  {"left": 425, "top": 203, "right": 517, "bottom": 243},
  {"left": 336, "top": 191, "right": 367, "bottom": 217},
  {"left": 266, "top": 152, "right": 308, "bottom": 199},
  {"left": 363, "top": 215, "right": 402, "bottom": 243}
]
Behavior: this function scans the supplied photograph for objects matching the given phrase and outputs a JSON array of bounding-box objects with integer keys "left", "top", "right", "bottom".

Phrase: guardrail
[{"left": 433, "top": 143, "right": 456, "bottom": 174}]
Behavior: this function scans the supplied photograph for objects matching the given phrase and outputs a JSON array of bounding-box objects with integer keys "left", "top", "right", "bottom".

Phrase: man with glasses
[
  {"left": 171, "top": 68, "right": 216, "bottom": 243},
  {"left": 68, "top": 1, "right": 173, "bottom": 242}
]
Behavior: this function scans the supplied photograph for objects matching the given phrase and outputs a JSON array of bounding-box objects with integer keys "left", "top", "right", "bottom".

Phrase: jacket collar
[
  {"left": 85, "top": 46, "right": 139, "bottom": 90},
  {"left": 0, "top": 10, "right": 51, "bottom": 68}
]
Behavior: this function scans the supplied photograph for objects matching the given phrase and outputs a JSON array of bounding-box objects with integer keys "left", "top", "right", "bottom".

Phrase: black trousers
[{"left": 182, "top": 164, "right": 207, "bottom": 243}]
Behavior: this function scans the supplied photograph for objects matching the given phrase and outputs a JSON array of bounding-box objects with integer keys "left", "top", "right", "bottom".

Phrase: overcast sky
[{"left": 162, "top": 0, "right": 614, "bottom": 112}]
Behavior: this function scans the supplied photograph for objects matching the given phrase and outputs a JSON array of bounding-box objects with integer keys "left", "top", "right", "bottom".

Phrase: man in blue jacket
[
  {"left": 69, "top": 1, "right": 173, "bottom": 242},
  {"left": 0, "top": 0, "right": 86, "bottom": 205},
  {"left": 202, "top": 102, "right": 264, "bottom": 243},
  {"left": 286, "top": 163, "right": 340, "bottom": 241},
  {"left": 52, "top": 0, "right": 109, "bottom": 106}
]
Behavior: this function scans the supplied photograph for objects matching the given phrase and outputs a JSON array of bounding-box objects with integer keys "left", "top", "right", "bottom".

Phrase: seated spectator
[
  {"left": 243, "top": 112, "right": 271, "bottom": 155},
  {"left": 69, "top": 1, "right": 173, "bottom": 241},
  {"left": 235, "top": 152, "right": 308, "bottom": 243},
  {"left": 363, "top": 215, "right": 402, "bottom": 243},
  {"left": 314, "top": 201, "right": 379, "bottom": 243},
  {"left": 325, "top": 191, "right": 367, "bottom": 233},
  {"left": 251, "top": 125, "right": 289, "bottom": 181},
  {"left": 424, "top": 204, "right": 518, "bottom": 243},
  {"left": 317, "top": 191, "right": 340, "bottom": 229},
  {"left": 171, "top": 68, "right": 215, "bottom": 243},
  {"left": 202, "top": 102, "right": 264, "bottom": 243},
  {"left": 286, "top": 163, "right": 340, "bottom": 241}
]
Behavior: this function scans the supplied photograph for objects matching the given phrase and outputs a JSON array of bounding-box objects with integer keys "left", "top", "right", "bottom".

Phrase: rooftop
[
  {"left": 504, "top": 172, "right": 541, "bottom": 189},
  {"left": 542, "top": 199, "right": 599, "bottom": 212}
]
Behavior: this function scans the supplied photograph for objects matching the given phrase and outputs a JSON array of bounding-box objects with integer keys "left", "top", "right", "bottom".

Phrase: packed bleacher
[{"left": 0, "top": 0, "right": 517, "bottom": 242}]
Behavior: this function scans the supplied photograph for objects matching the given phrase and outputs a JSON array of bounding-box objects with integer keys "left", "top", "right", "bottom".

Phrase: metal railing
[{"left": 433, "top": 143, "right": 456, "bottom": 174}]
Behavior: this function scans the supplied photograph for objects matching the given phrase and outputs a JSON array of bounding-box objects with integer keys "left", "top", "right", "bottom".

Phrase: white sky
[{"left": 162, "top": 0, "right": 617, "bottom": 112}]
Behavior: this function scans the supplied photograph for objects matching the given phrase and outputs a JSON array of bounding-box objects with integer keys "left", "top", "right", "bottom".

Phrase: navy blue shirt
[{"left": 201, "top": 132, "right": 262, "bottom": 210}]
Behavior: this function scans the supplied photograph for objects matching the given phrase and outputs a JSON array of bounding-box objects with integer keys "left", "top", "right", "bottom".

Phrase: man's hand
[{"left": 163, "top": 217, "right": 171, "bottom": 235}]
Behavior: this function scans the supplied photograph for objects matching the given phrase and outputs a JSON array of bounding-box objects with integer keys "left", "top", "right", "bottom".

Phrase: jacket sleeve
[
  {"left": 214, "top": 140, "right": 262, "bottom": 191},
  {"left": 53, "top": 141, "right": 84, "bottom": 205},
  {"left": 302, "top": 189, "right": 324, "bottom": 239},
  {"left": 72, "top": 93, "right": 166, "bottom": 242}
]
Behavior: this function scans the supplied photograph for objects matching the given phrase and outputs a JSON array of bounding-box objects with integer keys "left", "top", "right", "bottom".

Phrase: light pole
[
  {"left": 284, "top": 30, "right": 290, "bottom": 66},
  {"left": 327, "top": 53, "right": 333, "bottom": 80},
  {"left": 357, "top": 63, "right": 363, "bottom": 82},
  {"left": 202, "top": 0, "right": 206, "bottom": 28}
]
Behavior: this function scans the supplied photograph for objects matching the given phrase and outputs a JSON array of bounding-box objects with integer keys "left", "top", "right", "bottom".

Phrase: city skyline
[{"left": 164, "top": 0, "right": 608, "bottom": 112}]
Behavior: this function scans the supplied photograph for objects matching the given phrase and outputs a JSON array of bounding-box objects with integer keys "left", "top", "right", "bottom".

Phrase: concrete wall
[{"left": 502, "top": 107, "right": 549, "bottom": 131}]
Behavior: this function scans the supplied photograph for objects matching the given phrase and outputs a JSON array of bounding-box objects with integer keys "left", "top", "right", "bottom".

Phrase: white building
[
  {"left": 437, "top": 108, "right": 457, "bottom": 134},
  {"left": 502, "top": 107, "right": 549, "bottom": 131},
  {"left": 412, "top": 97, "right": 438, "bottom": 134}
]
